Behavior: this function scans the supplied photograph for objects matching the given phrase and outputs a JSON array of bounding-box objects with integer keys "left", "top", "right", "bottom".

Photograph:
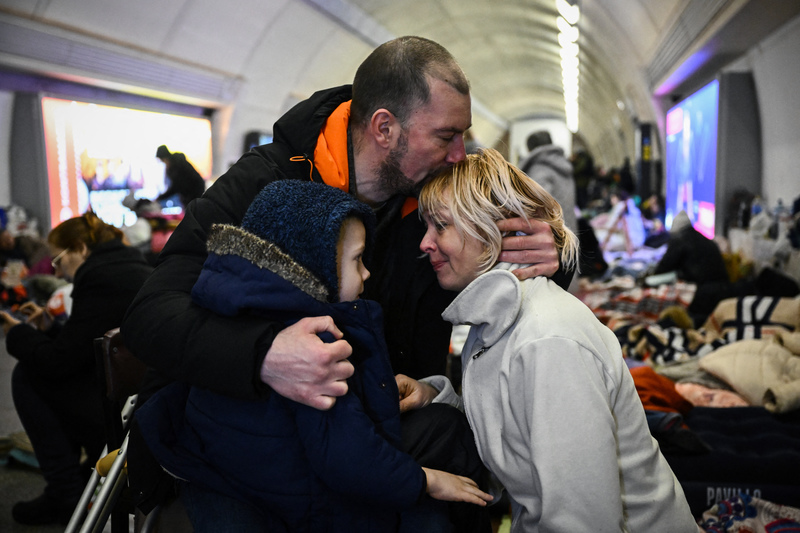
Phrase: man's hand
[
  {"left": 260, "top": 316, "right": 354, "bottom": 411},
  {"left": 497, "top": 217, "right": 559, "bottom": 280},
  {"left": 422, "top": 467, "right": 493, "bottom": 506},
  {"left": 396, "top": 374, "right": 439, "bottom": 413}
]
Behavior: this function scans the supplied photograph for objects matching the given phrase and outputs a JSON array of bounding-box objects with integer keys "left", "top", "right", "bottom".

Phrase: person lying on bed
[{"left": 396, "top": 148, "right": 699, "bottom": 533}]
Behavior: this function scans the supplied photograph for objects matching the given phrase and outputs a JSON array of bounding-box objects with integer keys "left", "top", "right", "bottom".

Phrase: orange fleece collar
[
  {"left": 313, "top": 100, "right": 418, "bottom": 218},
  {"left": 314, "top": 101, "right": 350, "bottom": 192}
]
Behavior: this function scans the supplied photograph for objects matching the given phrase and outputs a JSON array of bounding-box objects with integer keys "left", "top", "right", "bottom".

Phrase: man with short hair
[{"left": 123, "top": 36, "right": 565, "bottom": 530}]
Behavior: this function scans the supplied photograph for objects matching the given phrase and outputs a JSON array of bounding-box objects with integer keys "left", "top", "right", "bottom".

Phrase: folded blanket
[
  {"left": 699, "top": 331, "right": 800, "bottom": 413},
  {"left": 701, "top": 296, "right": 800, "bottom": 343}
]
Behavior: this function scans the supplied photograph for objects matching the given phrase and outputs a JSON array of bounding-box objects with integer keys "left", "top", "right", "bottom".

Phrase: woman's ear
[
  {"left": 368, "top": 109, "right": 401, "bottom": 149},
  {"left": 78, "top": 241, "right": 90, "bottom": 258}
]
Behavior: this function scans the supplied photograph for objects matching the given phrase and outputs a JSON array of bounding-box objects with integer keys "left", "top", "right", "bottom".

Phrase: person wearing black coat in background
[
  {"left": 155, "top": 145, "right": 206, "bottom": 209},
  {"left": 653, "top": 210, "right": 729, "bottom": 286},
  {"left": 0, "top": 212, "right": 153, "bottom": 526},
  {"left": 653, "top": 210, "right": 731, "bottom": 324}
]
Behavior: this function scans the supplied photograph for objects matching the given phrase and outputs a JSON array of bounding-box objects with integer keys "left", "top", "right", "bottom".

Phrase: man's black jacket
[{"left": 123, "top": 84, "right": 454, "bottom": 408}]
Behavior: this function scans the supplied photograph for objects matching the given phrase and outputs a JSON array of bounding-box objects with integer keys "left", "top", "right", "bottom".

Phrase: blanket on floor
[{"left": 700, "top": 493, "right": 800, "bottom": 532}]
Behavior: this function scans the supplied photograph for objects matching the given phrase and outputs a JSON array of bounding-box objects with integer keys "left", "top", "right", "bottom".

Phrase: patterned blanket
[
  {"left": 608, "top": 295, "right": 800, "bottom": 365},
  {"left": 700, "top": 493, "right": 800, "bottom": 532},
  {"left": 576, "top": 277, "right": 697, "bottom": 328}
]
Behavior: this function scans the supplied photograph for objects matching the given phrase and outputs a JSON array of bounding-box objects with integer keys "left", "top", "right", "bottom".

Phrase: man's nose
[{"left": 446, "top": 136, "right": 467, "bottom": 164}]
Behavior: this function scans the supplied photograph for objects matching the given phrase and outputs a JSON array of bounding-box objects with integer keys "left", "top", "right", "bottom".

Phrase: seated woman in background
[
  {"left": 0, "top": 212, "right": 153, "bottom": 526},
  {"left": 396, "top": 148, "right": 698, "bottom": 532}
]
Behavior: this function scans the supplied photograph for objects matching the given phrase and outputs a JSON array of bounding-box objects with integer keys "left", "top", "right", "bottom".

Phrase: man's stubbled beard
[{"left": 376, "top": 129, "right": 419, "bottom": 197}]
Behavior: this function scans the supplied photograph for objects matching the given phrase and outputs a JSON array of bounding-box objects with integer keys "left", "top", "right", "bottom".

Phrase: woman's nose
[{"left": 420, "top": 232, "right": 435, "bottom": 254}]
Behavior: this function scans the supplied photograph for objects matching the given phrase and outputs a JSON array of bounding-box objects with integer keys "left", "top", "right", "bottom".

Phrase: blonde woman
[{"left": 397, "top": 148, "right": 697, "bottom": 532}]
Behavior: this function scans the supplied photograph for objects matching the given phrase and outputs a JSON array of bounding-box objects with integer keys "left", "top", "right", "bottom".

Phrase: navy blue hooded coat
[{"left": 135, "top": 182, "right": 426, "bottom": 532}]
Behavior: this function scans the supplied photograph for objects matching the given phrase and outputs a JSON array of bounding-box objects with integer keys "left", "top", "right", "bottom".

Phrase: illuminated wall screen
[
  {"left": 41, "top": 96, "right": 212, "bottom": 228},
  {"left": 664, "top": 80, "right": 719, "bottom": 239}
]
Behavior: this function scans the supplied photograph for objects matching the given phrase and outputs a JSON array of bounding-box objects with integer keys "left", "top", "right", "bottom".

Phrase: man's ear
[{"left": 368, "top": 109, "right": 401, "bottom": 150}]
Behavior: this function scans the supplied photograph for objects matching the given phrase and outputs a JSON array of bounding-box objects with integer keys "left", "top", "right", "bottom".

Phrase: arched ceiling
[{"left": 1, "top": 0, "right": 797, "bottom": 172}]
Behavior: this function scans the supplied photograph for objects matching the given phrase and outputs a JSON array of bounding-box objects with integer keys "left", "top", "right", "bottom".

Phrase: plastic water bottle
[
  {"left": 773, "top": 198, "right": 787, "bottom": 218},
  {"left": 773, "top": 198, "right": 791, "bottom": 237},
  {"left": 751, "top": 196, "right": 763, "bottom": 216}
]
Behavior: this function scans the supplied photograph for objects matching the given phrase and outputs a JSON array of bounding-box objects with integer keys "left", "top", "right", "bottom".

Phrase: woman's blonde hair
[
  {"left": 418, "top": 147, "right": 578, "bottom": 275},
  {"left": 48, "top": 211, "right": 124, "bottom": 252}
]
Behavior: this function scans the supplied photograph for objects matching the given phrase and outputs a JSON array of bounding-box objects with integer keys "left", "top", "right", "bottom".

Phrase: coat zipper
[{"left": 463, "top": 343, "right": 488, "bottom": 461}]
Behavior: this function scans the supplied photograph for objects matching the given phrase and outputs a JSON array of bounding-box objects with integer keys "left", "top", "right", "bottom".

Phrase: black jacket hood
[{"left": 272, "top": 84, "right": 352, "bottom": 159}]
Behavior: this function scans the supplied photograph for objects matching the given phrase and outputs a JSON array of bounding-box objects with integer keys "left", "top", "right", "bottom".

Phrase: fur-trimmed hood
[
  {"left": 191, "top": 180, "right": 376, "bottom": 316},
  {"left": 205, "top": 223, "right": 330, "bottom": 304},
  {"left": 234, "top": 180, "right": 375, "bottom": 303},
  {"left": 192, "top": 222, "right": 338, "bottom": 319}
]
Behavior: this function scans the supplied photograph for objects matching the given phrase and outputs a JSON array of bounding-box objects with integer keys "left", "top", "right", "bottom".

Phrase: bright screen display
[
  {"left": 664, "top": 79, "right": 719, "bottom": 239},
  {"left": 41, "top": 96, "right": 212, "bottom": 228}
]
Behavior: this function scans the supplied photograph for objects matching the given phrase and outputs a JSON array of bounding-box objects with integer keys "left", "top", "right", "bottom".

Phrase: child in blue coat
[{"left": 135, "top": 180, "right": 491, "bottom": 532}]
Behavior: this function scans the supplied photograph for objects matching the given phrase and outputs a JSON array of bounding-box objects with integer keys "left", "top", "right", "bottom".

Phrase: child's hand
[
  {"left": 422, "top": 467, "right": 493, "bottom": 506},
  {"left": 396, "top": 374, "right": 438, "bottom": 413}
]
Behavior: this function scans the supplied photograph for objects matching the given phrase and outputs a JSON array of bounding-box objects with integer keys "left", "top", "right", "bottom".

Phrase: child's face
[
  {"left": 419, "top": 199, "right": 484, "bottom": 292},
  {"left": 337, "top": 218, "right": 370, "bottom": 302}
]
